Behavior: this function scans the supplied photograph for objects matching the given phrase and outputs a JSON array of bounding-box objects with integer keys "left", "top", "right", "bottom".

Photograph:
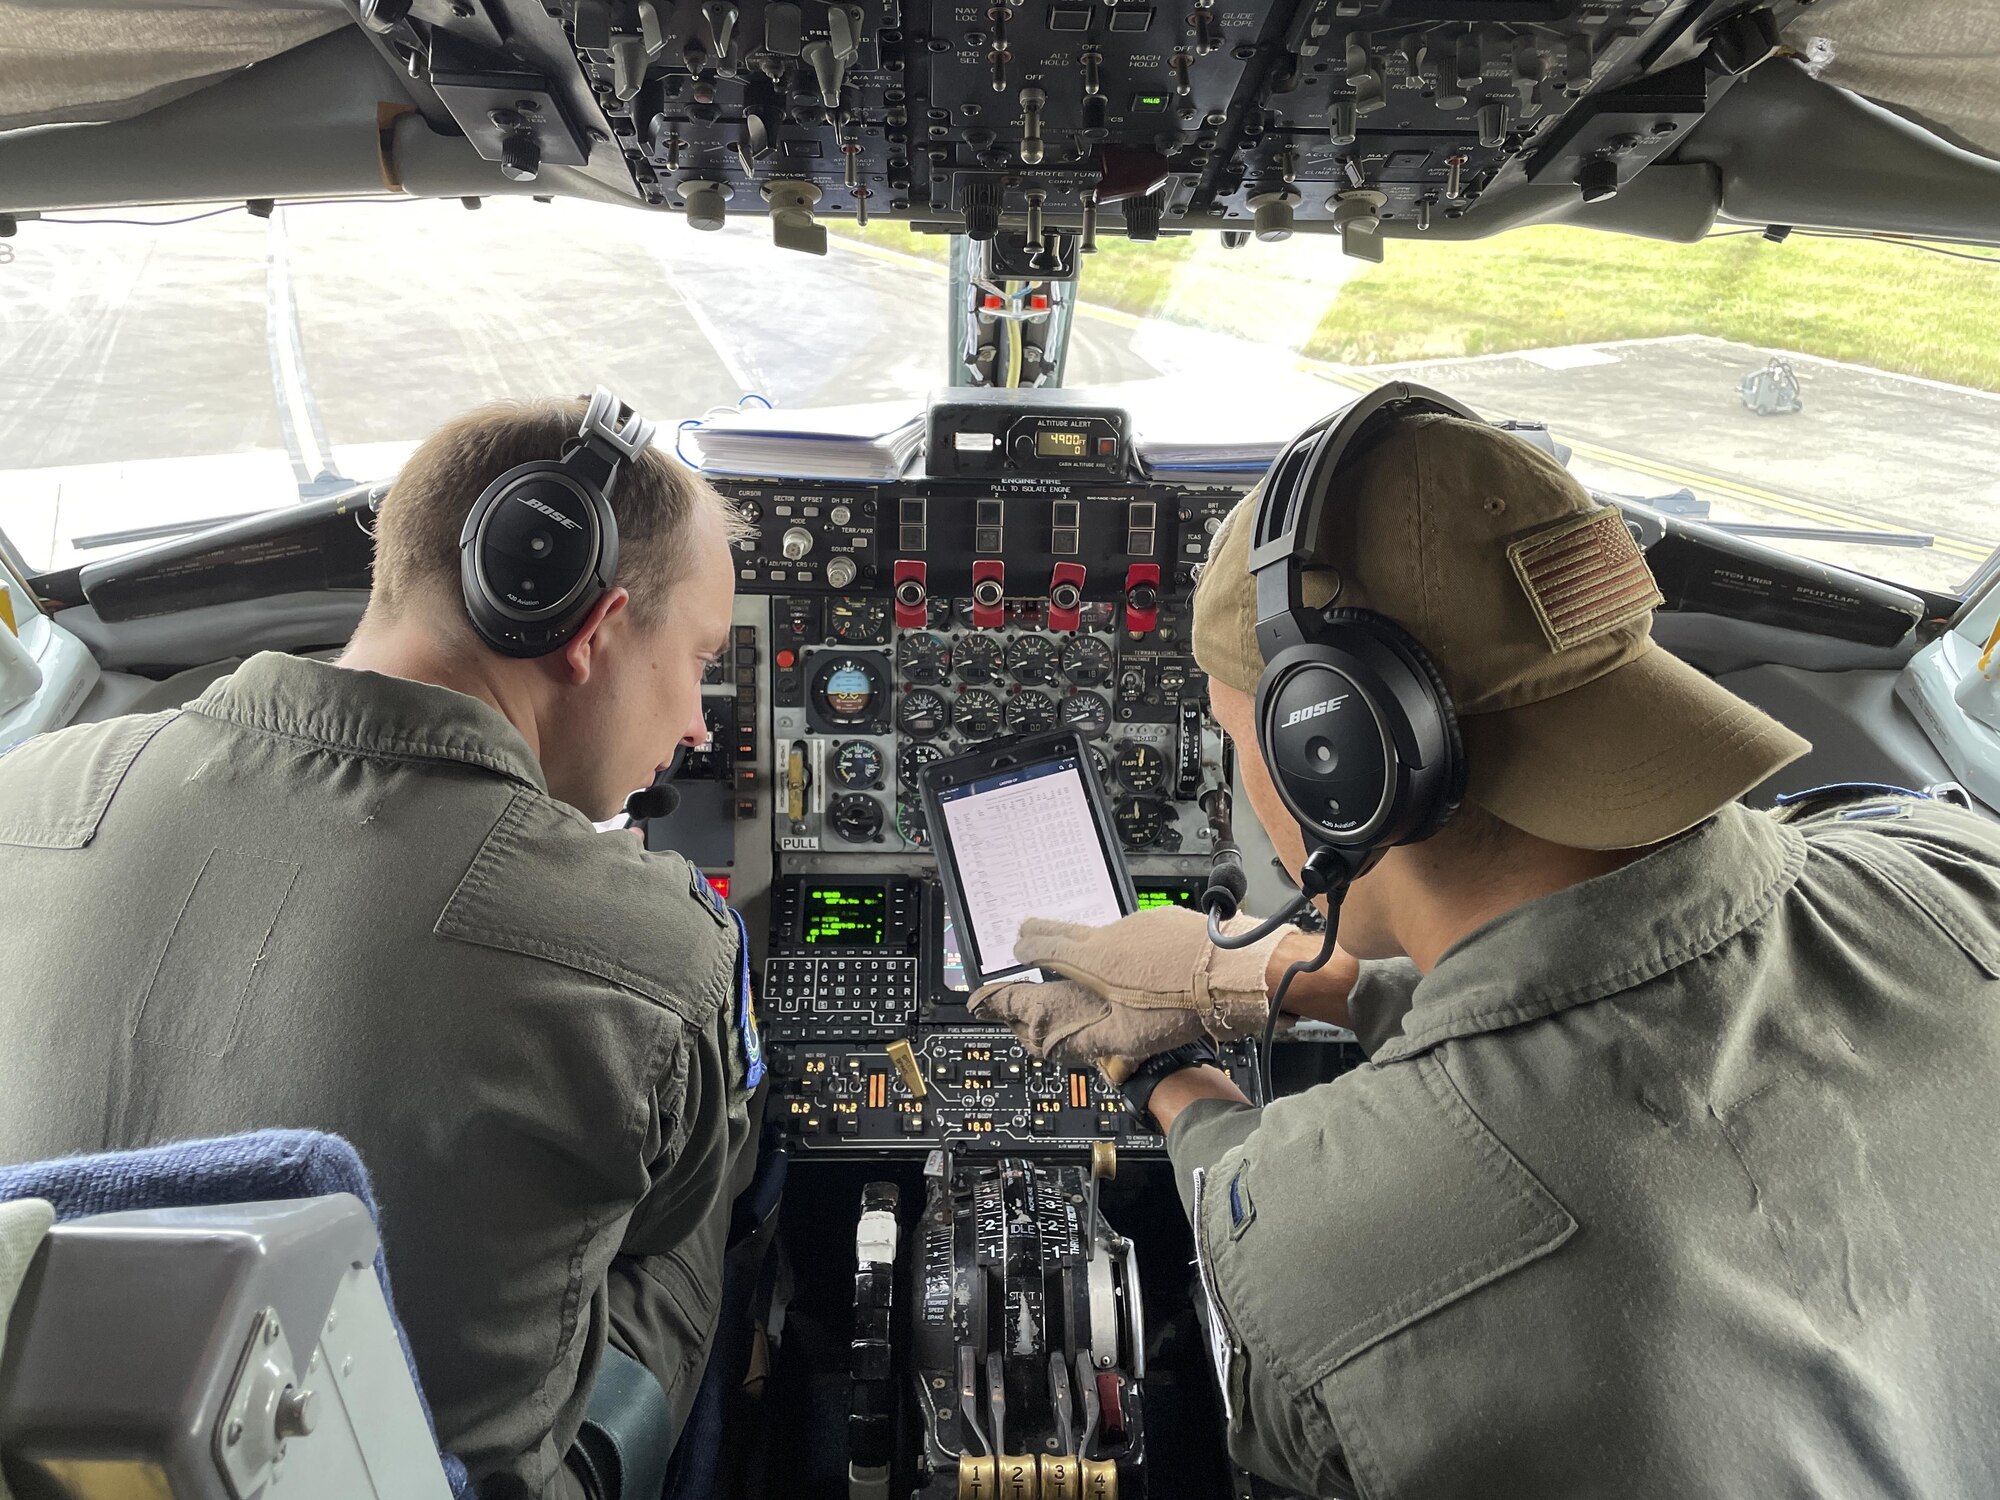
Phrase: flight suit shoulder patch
[
  {"left": 1811, "top": 799, "right": 2000, "bottom": 980},
  {"left": 689, "top": 863, "right": 730, "bottom": 928},
  {"left": 1226, "top": 1159, "right": 1256, "bottom": 1240},
  {"left": 0, "top": 711, "right": 178, "bottom": 850},
  {"left": 1207, "top": 1054, "right": 1579, "bottom": 1396},
  {"left": 437, "top": 790, "right": 737, "bottom": 1024}
]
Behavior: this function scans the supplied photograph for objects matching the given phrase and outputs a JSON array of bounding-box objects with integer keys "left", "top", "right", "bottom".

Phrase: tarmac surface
[{"left": 1, "top": 196, "right": 1993, "bottom": 595}]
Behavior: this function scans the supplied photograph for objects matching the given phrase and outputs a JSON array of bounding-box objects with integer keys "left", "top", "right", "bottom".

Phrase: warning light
[{"left": 705, "top": 874, "right": 731, "bottom": 901}]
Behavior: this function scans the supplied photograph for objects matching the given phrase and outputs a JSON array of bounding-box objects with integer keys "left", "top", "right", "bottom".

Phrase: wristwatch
[{"left": 1119, "top": 1039, "right": 1221, "bottom": 1132}]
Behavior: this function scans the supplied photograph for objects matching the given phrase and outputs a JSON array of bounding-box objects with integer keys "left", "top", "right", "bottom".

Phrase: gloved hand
[{"left": 967, "top": 906, "right": 1287, "bottom": 1070}]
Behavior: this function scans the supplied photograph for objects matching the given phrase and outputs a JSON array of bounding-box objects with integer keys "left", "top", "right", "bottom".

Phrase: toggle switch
[
  {"left": 1048, "top": 562, "right": 1086, "bottom": 632},
  {"left": 1123, "top": 563, "right": 1160, "bottom": 633},
  {"left": 893, "top": 560, "right": 928, "bottom": 627},
  {"left": 971, "top": 561, "right": 1006, "bottom": 628}
]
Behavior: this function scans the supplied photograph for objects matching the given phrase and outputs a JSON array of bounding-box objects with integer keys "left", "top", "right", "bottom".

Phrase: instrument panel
[
  {"left": 761, "top": 874, "right": 1255, "bottom": 1155},
  {"left": 652, "top": 421, "right": 1261, "bottom": 1158}
]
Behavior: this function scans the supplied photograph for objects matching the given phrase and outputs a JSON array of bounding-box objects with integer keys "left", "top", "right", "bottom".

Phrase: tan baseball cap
[{"left": 1192, "top": 411, "right": 1809, "bottom": 849}]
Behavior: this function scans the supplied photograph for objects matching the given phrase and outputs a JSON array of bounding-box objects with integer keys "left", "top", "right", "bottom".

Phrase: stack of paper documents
[
  {"left": 688, "top": 401, "right": 924, "bottom": 482},
  {"left": 1107, "top": 377, "right": 1358, "bottom": 481}
]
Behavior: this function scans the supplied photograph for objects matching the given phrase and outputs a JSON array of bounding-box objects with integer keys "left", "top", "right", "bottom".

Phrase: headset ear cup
[
  {"left": 1315, "top": 608, "right": 1464, "bottom": 845},
  {"left": 1402, "top": 633, "right": 1465, "bottom": 841}
]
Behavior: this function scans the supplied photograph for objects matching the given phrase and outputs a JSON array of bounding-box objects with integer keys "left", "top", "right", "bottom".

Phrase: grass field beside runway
[{"left": 833, "top": 222, "right": 2000, "bottom": 393}]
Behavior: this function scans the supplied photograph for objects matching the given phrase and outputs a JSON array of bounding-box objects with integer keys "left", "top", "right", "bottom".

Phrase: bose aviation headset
[
  {"left": 1247, "top": 380, "right": 1475, "bottom": 894},
  {"left": 1204, "top": 382, "right": 1479, "bottom": 1100},
  {"left": 458, "top": 387, "right": 658, "bottom": 658}
]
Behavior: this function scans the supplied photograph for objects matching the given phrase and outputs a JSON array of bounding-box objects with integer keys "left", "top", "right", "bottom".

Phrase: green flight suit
[
  {"left": 0, "top": 652, "right": 759, "bottom": 1498},
  {"left": 1170, "top": 794, "right": 2000, "bottom": 1499}
]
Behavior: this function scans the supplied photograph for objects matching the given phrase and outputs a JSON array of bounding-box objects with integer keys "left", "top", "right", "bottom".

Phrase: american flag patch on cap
[{"left": 1506, "top": 508, "right": 1664, "bottom": 652}]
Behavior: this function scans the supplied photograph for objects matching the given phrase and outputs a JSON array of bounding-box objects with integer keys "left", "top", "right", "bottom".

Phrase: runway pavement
[{"left": 0, "top": 196, "right": 1991, "bottom": 594}]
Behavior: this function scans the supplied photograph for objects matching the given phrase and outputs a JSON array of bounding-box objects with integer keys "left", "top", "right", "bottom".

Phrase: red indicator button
[{"left": 775, "top": 649, "right": 797, "bottom": 669}]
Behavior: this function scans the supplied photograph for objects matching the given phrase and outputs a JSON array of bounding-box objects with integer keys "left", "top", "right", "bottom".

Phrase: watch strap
[{"left": 1119, "top": 1039, "right": 1220, "bottom": 1130}]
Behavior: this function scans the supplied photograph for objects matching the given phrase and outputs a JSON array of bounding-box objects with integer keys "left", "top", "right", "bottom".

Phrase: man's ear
[{"left": 557, "top": 586, "right": 630, "bottom": 685}]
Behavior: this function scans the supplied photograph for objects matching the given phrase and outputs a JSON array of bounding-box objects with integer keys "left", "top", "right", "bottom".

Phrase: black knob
[
  {"left": 500, "top": 134, "right": 543, "bottom": 184},
  {"left": 1127, "top": 583, "right": 1159, "bottom": 612},
  {"left": 360, "top": 0, "right": 413, "bottom": 30},
  {"left": 961, "top": 177, "right": 1002, "bottom": 241},
  {"left": 1576, "top": 157, "right": 1619, "bottom": 203},
  {"left": 1080, "top": 94, "right": 1107, "bottom": 135},
  {"left": 1122, "top": 191, "right": 1163, "bottom": 242}
]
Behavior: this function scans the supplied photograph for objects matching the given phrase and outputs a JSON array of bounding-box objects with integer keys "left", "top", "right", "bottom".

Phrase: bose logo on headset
[
  {"left": 1281, "top": 695, "right": 1349, "bottom": 729},
  {"left": 516, "top": 494, "right": 582, "bottom": 531}
]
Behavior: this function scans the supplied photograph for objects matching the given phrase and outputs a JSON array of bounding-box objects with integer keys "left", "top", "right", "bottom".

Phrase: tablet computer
[{"left": 920, "top": 729, "right": 1138, "bottom": 989}]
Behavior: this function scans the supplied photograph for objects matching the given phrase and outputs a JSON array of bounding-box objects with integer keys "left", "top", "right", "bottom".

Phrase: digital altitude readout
[
  {"left": 801, "top": 884, "right": 887, "bottom": 946},
  {"left": 1034, "top": 429, "right": 1089, "bottom": 458}
]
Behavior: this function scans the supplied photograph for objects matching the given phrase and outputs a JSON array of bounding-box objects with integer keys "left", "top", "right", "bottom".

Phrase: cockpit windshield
[{"left": 2, "top": 196, "right": 1994, "bottom": 595}]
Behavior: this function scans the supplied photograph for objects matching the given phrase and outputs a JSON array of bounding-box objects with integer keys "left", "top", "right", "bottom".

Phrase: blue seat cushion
[{"left": 0, "top": 1128, "right": 473, "bottom": 1498}]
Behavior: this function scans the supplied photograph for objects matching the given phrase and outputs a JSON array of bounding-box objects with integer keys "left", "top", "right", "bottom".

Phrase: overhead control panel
[{"left": 523, "top": 0, "right": 1748, "bottom": 248}]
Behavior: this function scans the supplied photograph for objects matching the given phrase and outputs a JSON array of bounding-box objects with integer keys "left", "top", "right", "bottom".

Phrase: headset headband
[
  {"left": 562, "top": 386, "right": 658, "bottom": 493},
  {"left": 1247, "top": 381, "right": 1480, "bottom": 653}
]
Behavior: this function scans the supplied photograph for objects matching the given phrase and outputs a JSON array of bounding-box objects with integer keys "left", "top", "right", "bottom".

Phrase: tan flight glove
[{"left": 966, "top": 906, "right": 1288, "bottom": 1071}]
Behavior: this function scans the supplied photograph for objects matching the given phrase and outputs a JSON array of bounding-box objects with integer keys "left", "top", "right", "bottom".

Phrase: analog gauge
[
  {"left": 1089, "top": 746, "right": 1112, "bottom": 786},
  {"left": 895, "top": 801, "right": 931, "bottom": 849},
  {"left": 1005, "top": 633, "right": 1059, "bottom": 686},
  {"left": 898, "top": 631, "right": 950, "bottom": 686},
  {"left": 1114, "top": 741, "right": 1167, "bottom": 796},
  {"left": 833, "top": 740, "right": 883, "bottom": 788},
  {"left": 1061, "top": 636, "right": 1113, "bottom": 687},
  {"left": 811, "top": 655, "right": 883, "bottom": 727},
  {"left": 1059, "top": 690, "right": 1111, "bottom": 738},
  {"left": 1114, "top": 797, "right": 1169, "bottom": 849},
  {"left": 1004, "top": 690, "right": 1056, "bottom": 735},
  {"left": 926, "top": 596, "right": 954, "bottom": 629},
  {"left": 826, "top": 598, "right": 889, "bottom": 644},
  {"left": 830, "top": 793, "right": 885, "bottom": 844},
  {"left": 952, "top": 688, "right": 1004, "bottom": 741},
  {"left": 899, "top": 688, "right": 950, "bottom": 739},
  {"left": 955, "top": 635, "right": 1003, "bottom": 684},
  {"left": 898, "top": 741, "right": 943, "bottom": 793}
]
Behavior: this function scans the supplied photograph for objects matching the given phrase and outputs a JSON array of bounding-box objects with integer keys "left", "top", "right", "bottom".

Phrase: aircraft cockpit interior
[{"left": 1, "top": 2, "right": 1999, "bottom": 1498}]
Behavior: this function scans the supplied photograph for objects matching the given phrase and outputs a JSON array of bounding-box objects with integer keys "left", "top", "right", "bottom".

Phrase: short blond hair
[{"left": 369, "top": 397, "right": 740, "bottom": 631}]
